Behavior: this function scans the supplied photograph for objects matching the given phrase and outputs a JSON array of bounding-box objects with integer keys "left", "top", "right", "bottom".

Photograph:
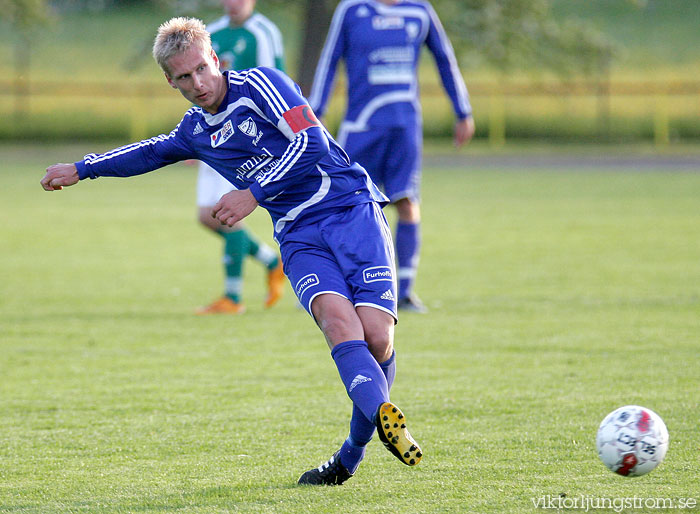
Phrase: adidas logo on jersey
[
  {"left": 349, "top": 374, "right": 372, "bottom": 393},
  {"left": 380, "top": 289, "right": 395, "bottom": 301},
  {"left": 193, "top": 122, "right": 203, "bottom": 135}
]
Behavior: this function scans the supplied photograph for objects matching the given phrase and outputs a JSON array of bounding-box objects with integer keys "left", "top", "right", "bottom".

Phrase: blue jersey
[
  {"left": 309, "top": 0, "right": 471, "bottom": 129},
  {"left": 76, "top": 68, "right": 388, "bottom": 241}
]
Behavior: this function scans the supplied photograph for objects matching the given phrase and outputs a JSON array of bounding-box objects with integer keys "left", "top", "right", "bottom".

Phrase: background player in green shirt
[{"left": 195, "top": 0, "right": 287, "bottom": 314}]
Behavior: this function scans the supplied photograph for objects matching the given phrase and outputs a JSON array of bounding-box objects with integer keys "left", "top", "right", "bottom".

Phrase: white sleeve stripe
[
  {"left": 205, "top": 15, "right": 229, "bottom": 34},
  {"left": 262, "top": 134, "right": 303, "bottom": 184},
  {"left": 247, "top": 17, "right": 276, "bottom": 67},
  {"left": 249, "top": 25, "right": 275, "bottom": 67},
  {"left": 265, "top": 134, "right": 305, "bottom": 186},
  {"left": 248, "top": 69, "right": 290, "bottom": 118},
  {"left": 260, "top": 131, "right": 307, "bottom": 186},
  {"left": 226, "top": 70, "right": 292, "bottom": 122},
  {"left": 252, "top": 68, "right": 291, "bottom": 112},
  {"left": 249, "top": 15, "right": 285, "bottom": 60},
  {"left": 226, "top": 71, "right": 282, "bottom": 116},
  {"left": 85, "top": 109, "right": 196, "bottom": 164},
  {"left": 227, "top": 72, "right": 246, "bottom": 86},
  {"left": 260, "top": 131, "right": 306, "bottom": 185},
  {"left": 309, "top": 1, "right": 356, "bottom": 108},
  {"left": 85, "top": 130, "right": 179, "bottom": 165},
  {"left": 248, "top": 77, "right": 284, "bottom": 119},
  {"left": 426, "top": 5, "right": 470, "bottom": 113}
]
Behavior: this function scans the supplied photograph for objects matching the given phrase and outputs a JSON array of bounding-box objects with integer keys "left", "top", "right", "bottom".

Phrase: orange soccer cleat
[
  {"left": 195, "top": 297, "right": 246, "bottom": 315},
  {"left": 264, "top": 261, "right": 286, "bottom": 308}
]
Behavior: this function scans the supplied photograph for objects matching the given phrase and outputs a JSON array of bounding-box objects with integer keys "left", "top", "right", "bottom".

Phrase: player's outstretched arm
[{"left": 41, "top": 163, "right": 80, "bottom": 191}]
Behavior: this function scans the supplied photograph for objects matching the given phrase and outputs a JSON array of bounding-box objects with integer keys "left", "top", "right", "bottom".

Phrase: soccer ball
[{"left": 596, "top": 405, "right": 669, "bottom": 477}]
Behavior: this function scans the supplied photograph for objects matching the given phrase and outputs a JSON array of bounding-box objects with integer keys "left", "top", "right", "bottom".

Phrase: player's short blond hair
[{"left": 152, "top": 17, "right": 212, "bottom": 75}]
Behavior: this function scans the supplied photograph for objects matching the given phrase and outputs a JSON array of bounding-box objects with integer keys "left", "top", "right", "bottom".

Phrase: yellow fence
[
  {"left": 457, "top": 80, "right": 700, "bottom": 146},
  {"left": 2, "top": 79, "right": 699, "bottom": 145}
]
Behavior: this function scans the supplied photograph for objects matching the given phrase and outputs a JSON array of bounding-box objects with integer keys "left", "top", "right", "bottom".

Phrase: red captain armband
[{"left": 282, "top": 105, "right": 320, "bottom": 134}]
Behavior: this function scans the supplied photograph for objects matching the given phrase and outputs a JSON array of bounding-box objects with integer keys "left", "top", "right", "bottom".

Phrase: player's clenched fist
[
  {"left": 41, "top": 163, "right": 80, "bottom": 191},
  {"left": 211, "top": 188, "right": 259, "bottom": 227}
]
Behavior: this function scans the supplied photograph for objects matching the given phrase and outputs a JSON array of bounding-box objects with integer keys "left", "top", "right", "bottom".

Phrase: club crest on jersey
[
  {"left": 363, "top": 266, "right": 393, "bottom": 283},
  {"left": 238, "top": 117, "right": 257, "bottom": 137},
  {"left": 238, "top": 117, "right": 264, "bottom": 146},
  {"left": 211, "top": 120, "right": 234, "bottom": 148}
]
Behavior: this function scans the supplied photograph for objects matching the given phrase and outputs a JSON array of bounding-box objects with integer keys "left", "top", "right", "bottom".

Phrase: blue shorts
[
  {"left": 339, "top": 125, "right": 422, "bottom": 203},
  {"left": 279, "top": 203, "right": 397, "bottom": 320}
]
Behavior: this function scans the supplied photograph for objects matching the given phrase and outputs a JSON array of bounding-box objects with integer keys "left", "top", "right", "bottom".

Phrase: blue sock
[
  {"left": 380, "top": 351, "right": 396, "bottom": 389},
  {"left": 331, "top": 340, "right": 389, "bottom": 423},
  {"left": 396, "top": 221, "right": 420, "bottom": 299},
  {"left": 338, "top": 437, "right": 366, "bottom": 474},
  {"left": 341, "top": 352, "right": 396, "bottom": 472}
]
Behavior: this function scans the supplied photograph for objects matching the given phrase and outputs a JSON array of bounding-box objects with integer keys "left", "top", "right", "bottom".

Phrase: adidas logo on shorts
[{"left": 380, "top": 289, "right": 395, "bottom": 301}]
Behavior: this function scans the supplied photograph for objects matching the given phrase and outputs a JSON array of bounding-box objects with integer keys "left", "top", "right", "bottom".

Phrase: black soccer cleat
[
  {"left": 397, "top": 294, "right": 428, "bottom": 313},
  {"left": 297, "top": 450, "right": 353, "bottom": 486},
  {"left": 374, "top": 402, "right": 423, "bottom": 466}
]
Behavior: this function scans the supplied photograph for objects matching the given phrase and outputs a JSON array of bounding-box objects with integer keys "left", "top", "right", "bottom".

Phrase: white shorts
[{"left": 196, "top": 161, "right": 236, "bottom": 207}]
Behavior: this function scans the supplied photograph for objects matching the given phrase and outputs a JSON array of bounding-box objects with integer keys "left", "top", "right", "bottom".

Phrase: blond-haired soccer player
[{"left": 42, "top": 17, "right": 421, "bottom": 486}]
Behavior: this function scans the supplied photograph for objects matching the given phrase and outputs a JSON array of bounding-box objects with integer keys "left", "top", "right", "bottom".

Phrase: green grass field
[{"left": 1, "top": 144, "right": 699, "bottom": 513}]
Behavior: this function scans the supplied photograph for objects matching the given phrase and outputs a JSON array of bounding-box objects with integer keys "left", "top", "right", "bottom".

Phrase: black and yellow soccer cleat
[
  {"left": 375, "top": 402, "right": 423, "bottom": 466},
  {"left": 297, "top": 450, "right": 353, "bottom": 486}
]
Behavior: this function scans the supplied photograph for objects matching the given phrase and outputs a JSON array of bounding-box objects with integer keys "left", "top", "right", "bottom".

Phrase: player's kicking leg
[{"left": 290, "top": 204, "right": 422, "bottom": 485}]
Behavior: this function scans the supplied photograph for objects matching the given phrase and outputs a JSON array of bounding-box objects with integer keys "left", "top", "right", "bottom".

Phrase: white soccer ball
[{"left": 596, "top": 405, "right": 669, "bottom": 477}]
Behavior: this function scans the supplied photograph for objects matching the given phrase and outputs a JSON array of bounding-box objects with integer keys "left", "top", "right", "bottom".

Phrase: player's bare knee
[
  {"left": 357, "top": 306, "right": 394, "bottom": 362},
  {"left": 395, "top": 198, "right": 420, "bottom": 223},
  {"left": 366, "top": 336, "right": 393, "bottom": 363},
  {"left": 313, "top": 295, "right": 364, "bottom": 347},
  {"left": 319, "top": 315, "right": 361, "bottom": 347},
  {"left": 364, "top": 319, "right": 393, "bottom": 361}
]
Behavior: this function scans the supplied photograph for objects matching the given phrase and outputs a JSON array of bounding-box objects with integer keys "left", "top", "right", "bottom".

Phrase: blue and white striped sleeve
[
  {"left": 308, "top": 3, "right": 348, "bottom": 118},
  {"left": 242, "top": 68, "right": 330, "bottom": 202},
  {"left": 76, "top": 121, "right": 195, "bottom": 180},
  {"left": 424, "top": 3, "right": 471, "bottom": 120}
]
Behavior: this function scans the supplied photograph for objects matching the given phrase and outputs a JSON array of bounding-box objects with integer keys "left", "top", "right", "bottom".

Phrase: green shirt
[{"left": 207, "top": 12, "right": 285, "bottom": 72}]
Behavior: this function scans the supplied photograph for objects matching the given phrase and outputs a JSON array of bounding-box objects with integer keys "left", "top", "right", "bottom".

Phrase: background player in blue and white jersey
[
  {"left": 309, "top": 0, "right": 476, "bottom": 312},
  {"left": 41, "top": 17, "right": 421, "bottom": 486},
  {"left": 195, "top": 0, "right": 286, "bottom": 315}
]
